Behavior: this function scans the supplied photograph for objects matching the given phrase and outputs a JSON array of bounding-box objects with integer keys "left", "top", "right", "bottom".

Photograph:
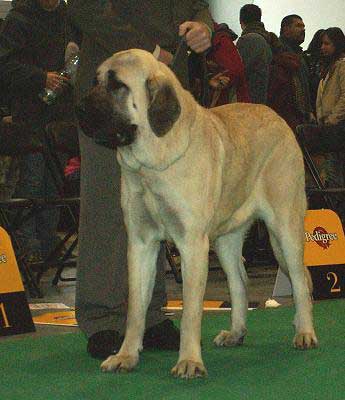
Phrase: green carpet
[{"left": 1, "top": 300, "right": 344, "bottom": 400}]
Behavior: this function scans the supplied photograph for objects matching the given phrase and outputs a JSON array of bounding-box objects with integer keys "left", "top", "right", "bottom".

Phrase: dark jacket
[
  {"left": 236, "top": 22, "right": 281, "bottom": 104},
  {"left": 240, "top": 21, "right": 282, "bottom": 54},
  {"left": 304, "top": 50, "right": 324, "bottom": 112},
  {"left": 267, "top": 36, "right": 312, "bottom": 131},
  {"left": 0, "top": 0, "right": 71, "bottom": 127},
  {"left": 67, "top": 0, "right": 212, "bottom": 103},
  {"left": 237, "top": 32, "right": 272, "bottom": 104}
]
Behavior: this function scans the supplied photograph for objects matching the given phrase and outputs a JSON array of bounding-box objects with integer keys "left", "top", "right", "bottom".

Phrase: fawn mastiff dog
[{"left": 77, "top": 49, "right": 318, "bottom": 379}]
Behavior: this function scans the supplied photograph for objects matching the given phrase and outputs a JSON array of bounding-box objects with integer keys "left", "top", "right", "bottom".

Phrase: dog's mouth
[{"left": 75, "top": 101, "right": 137, "bottom": 149}]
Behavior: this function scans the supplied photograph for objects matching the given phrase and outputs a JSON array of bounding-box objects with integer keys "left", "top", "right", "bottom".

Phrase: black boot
[
  {"left": 87, "top": 319, "right": 180, "bottom": 360},
  {"left": 87, "top": 330, "right": 123, "bottom": 360}
]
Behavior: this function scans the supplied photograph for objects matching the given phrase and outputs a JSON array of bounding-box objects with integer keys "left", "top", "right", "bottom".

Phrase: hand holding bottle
[
  {"left": 45, "top": 71, "right": 70, "bottom": 91},
  {"left": 39, "top": 52, "right": 79, "bottom": 105}
]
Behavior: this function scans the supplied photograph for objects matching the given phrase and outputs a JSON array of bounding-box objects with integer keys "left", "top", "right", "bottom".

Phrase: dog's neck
[
  {"left": 117, "top": 122, "right": 191, "bottom": 172},
  {"left": 118, "top": 91, "right": 198, "bottom": 172}
]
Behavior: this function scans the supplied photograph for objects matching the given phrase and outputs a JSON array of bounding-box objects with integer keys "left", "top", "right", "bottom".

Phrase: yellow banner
[
  {"left": 304, "top": 210, "right": 345, "bottom": 267},
  {"left": 0, "top": 227, "right": 24, "bottom": 294}
]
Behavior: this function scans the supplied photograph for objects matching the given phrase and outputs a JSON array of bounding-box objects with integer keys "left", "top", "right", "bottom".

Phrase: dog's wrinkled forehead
[{"left": 97, "top": 49, "right": 160, "bottom": 86}]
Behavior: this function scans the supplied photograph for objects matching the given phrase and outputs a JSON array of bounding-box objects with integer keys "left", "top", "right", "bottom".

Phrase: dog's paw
[
  {"left": 213, "top": 329, "right": 246, "bottom": 347},
  {"left": 293, "top": 332, "right": 318, "bottom": 350},
  {"left": 100, "top": 353, "right": 138, "bottom": 373},
  {"left": 171, "top": 360, "right": 207, "bottom": 379}
]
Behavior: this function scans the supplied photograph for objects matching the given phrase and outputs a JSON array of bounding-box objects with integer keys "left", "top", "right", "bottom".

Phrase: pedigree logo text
[{"left": 305, "top": 226, "right": 338, "bottom": 250}]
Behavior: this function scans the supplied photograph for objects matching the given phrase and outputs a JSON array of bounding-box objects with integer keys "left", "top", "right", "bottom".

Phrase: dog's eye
[
  {"left": 107, "top": 70, "right": 128, "bottom": 92},
  {"left": 92, "top": 77, "right": 98, "bottom": 87}
]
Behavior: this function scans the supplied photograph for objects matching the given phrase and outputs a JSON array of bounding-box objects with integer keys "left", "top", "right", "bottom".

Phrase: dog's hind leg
[
  {"left": 101, "top": 238, "right": 160, "bottom": 373},
  {"left": 265, "top": 204, "right": 318, "bottom": 350},
  {"left": 213, "top": 226, "right": 249, "bottom": 347},
  {"left": 171, "top": 234, "right": 209, "bottom": 379}
]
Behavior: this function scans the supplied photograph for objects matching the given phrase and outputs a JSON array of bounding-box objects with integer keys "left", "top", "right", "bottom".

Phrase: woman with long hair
[
  {"left": 308, "top": 27, "right": 345, "bottom": 221},
  {"left": 316, "top": 27, "right": 345, "bottom": 126}
]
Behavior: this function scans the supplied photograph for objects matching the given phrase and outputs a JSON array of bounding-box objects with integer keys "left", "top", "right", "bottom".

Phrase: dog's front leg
[
  {"left": 171, "top": 235, "right": 209, "bottom": 379},
  {"left": 101, "top": 238, "right": 160, "bottom": 373}
]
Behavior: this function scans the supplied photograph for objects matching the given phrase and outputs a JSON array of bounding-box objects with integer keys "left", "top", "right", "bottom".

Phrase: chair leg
[
  {"left": 296, "top": 124, "right": 336, "bottom": 210},
  {"left": 165, "top": 242, "right": 182, "bottom": 283},
  {"left": 303, "top": 145, "right": 336, "bottom": 210},
  {"left": 51, "top": 235, "right": 78, "bottom": 286}
]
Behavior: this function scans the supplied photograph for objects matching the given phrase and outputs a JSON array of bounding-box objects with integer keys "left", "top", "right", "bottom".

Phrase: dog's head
[{"left": 76, "top": 49, "right": 196, "bottom": 170}]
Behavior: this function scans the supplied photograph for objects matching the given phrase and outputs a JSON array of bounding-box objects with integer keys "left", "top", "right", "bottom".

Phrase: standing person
[
  {"left": 268, "top": 14, "right": 313, "bottom": 131},
  {"left": 67, "top": 0, "right": 212, "bottom": 360},
  {"left": 316, "top": 28, "right": 345, "bottom": 129},
  {"left": 0, "top": 0, "right": 74, "bottom": 262},
  {"left": 236, "top": 4, "right": 281, "bottom": 266},
  {"left": 236, "top": 4, "right": 281, "bottom": 104},
  {"left": 299, "top": 27, "right": 345, "bottom": 221}
]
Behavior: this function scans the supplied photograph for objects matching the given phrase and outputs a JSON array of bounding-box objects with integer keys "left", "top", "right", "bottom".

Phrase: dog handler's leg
[
  {"left": 101, "top": 238, "right": 160, "bottom": 372},
  {"left": 171, "top": 234, "right": 209, "bottom": 379},
  {"left": 213, "top": 228, "right": 249, "bottom": 347}
]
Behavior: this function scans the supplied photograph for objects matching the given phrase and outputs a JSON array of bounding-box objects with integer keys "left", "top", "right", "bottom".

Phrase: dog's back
[
  {"left": 205, "top": 102, "right": 305, "bottom": 237},
  {"left": 210, "top": 102, "right": 300, "bottom": 158}
]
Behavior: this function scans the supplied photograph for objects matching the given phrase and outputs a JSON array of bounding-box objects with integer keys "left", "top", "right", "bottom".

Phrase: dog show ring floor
[
  {"left": 1, "top": 298, "right": 344, "bottom": 400},
  {"left": 1, "top": 264, "right": 344, "bottom": 399}
]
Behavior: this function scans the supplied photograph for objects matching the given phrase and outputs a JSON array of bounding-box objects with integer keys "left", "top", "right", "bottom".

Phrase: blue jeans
[{"left": 14, "top": 151, "right": 62, "bottom": 258}]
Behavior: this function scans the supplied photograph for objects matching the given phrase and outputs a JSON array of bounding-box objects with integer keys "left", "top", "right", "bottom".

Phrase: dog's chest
[
  {"left": 141, "top": 176, "right": 185, "bottom": 239},
  {"left": 142, "top": 185, "right": 162, "bottom": 221}
]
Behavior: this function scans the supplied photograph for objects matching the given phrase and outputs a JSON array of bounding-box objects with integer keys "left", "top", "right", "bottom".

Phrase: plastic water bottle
[{"left": 39, "top": 54, "right": 80, "bottom": 105}]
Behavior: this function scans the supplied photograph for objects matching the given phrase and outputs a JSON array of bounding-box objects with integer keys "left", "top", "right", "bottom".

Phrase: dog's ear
[{"left": 146, "top": 76, "right": 181, "bottom": 137}]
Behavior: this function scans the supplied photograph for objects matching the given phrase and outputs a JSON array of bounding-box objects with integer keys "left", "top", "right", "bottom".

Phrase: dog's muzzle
[{"left": 75, "top": 88, "right": 137, "bottom": 149}]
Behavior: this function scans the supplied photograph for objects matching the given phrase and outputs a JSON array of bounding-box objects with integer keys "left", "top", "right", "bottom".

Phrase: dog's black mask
[{"left": 75, "top": 84, "right": 137, "bottom": 149}]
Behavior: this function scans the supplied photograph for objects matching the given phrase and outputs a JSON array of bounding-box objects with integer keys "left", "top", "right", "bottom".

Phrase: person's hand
[
  {"left": 45, "top": 72, "right": 69, "bottom": 91},
  {"left": 209, "top": 72, "right": 230, "bottom": 89},
  {"left": 179, "top": 21, "right": 212, "bottom": 53},
  {"left": 2, "top": 115, "right": 12, "bottom": 124},
  {"left": 158, "top": 48, "right": 174, "bottom": 65}
]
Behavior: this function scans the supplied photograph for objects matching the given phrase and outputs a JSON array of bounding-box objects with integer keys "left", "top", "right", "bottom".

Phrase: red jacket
[
  {"left": 207, "top": 24, "right": 251, "bottom": 105},
  {"left": 267, "top": 52, "right": 304, "bottom": 131}
]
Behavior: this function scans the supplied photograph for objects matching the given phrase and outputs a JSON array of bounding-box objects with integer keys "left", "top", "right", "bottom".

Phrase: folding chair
[
  {"left": 37, "top": 122, "right": 80, "bottom": 286},
  {"left": 296, "top": 123, "right": 345, "bottom": 222},
  {"left": 0, "top": 118, "right": 80, "bottom": 297}
]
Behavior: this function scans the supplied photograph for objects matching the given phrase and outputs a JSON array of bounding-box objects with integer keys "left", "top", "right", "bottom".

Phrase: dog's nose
[
  {"left": 75, "top": 92, "right": 137, "bottom": 149},
  {"left": 115, "top": 125, "right": 137, "bottom": 147}
]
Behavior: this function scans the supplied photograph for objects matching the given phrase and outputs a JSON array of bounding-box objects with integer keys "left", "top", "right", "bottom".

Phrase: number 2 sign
[{"left": 305, "top": 210, "right": 345, "bottom": 300}]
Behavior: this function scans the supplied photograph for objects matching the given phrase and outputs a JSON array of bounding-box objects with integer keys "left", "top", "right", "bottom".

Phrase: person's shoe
[
  {"left": 87, "top": 330, "right": 123, "bottom": 360},
  {"left": 143, "top": 319, "right": 180, "bottom": 351},
  {"left": 87, "top": 319, "right": 180, "bottom": 359}
]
